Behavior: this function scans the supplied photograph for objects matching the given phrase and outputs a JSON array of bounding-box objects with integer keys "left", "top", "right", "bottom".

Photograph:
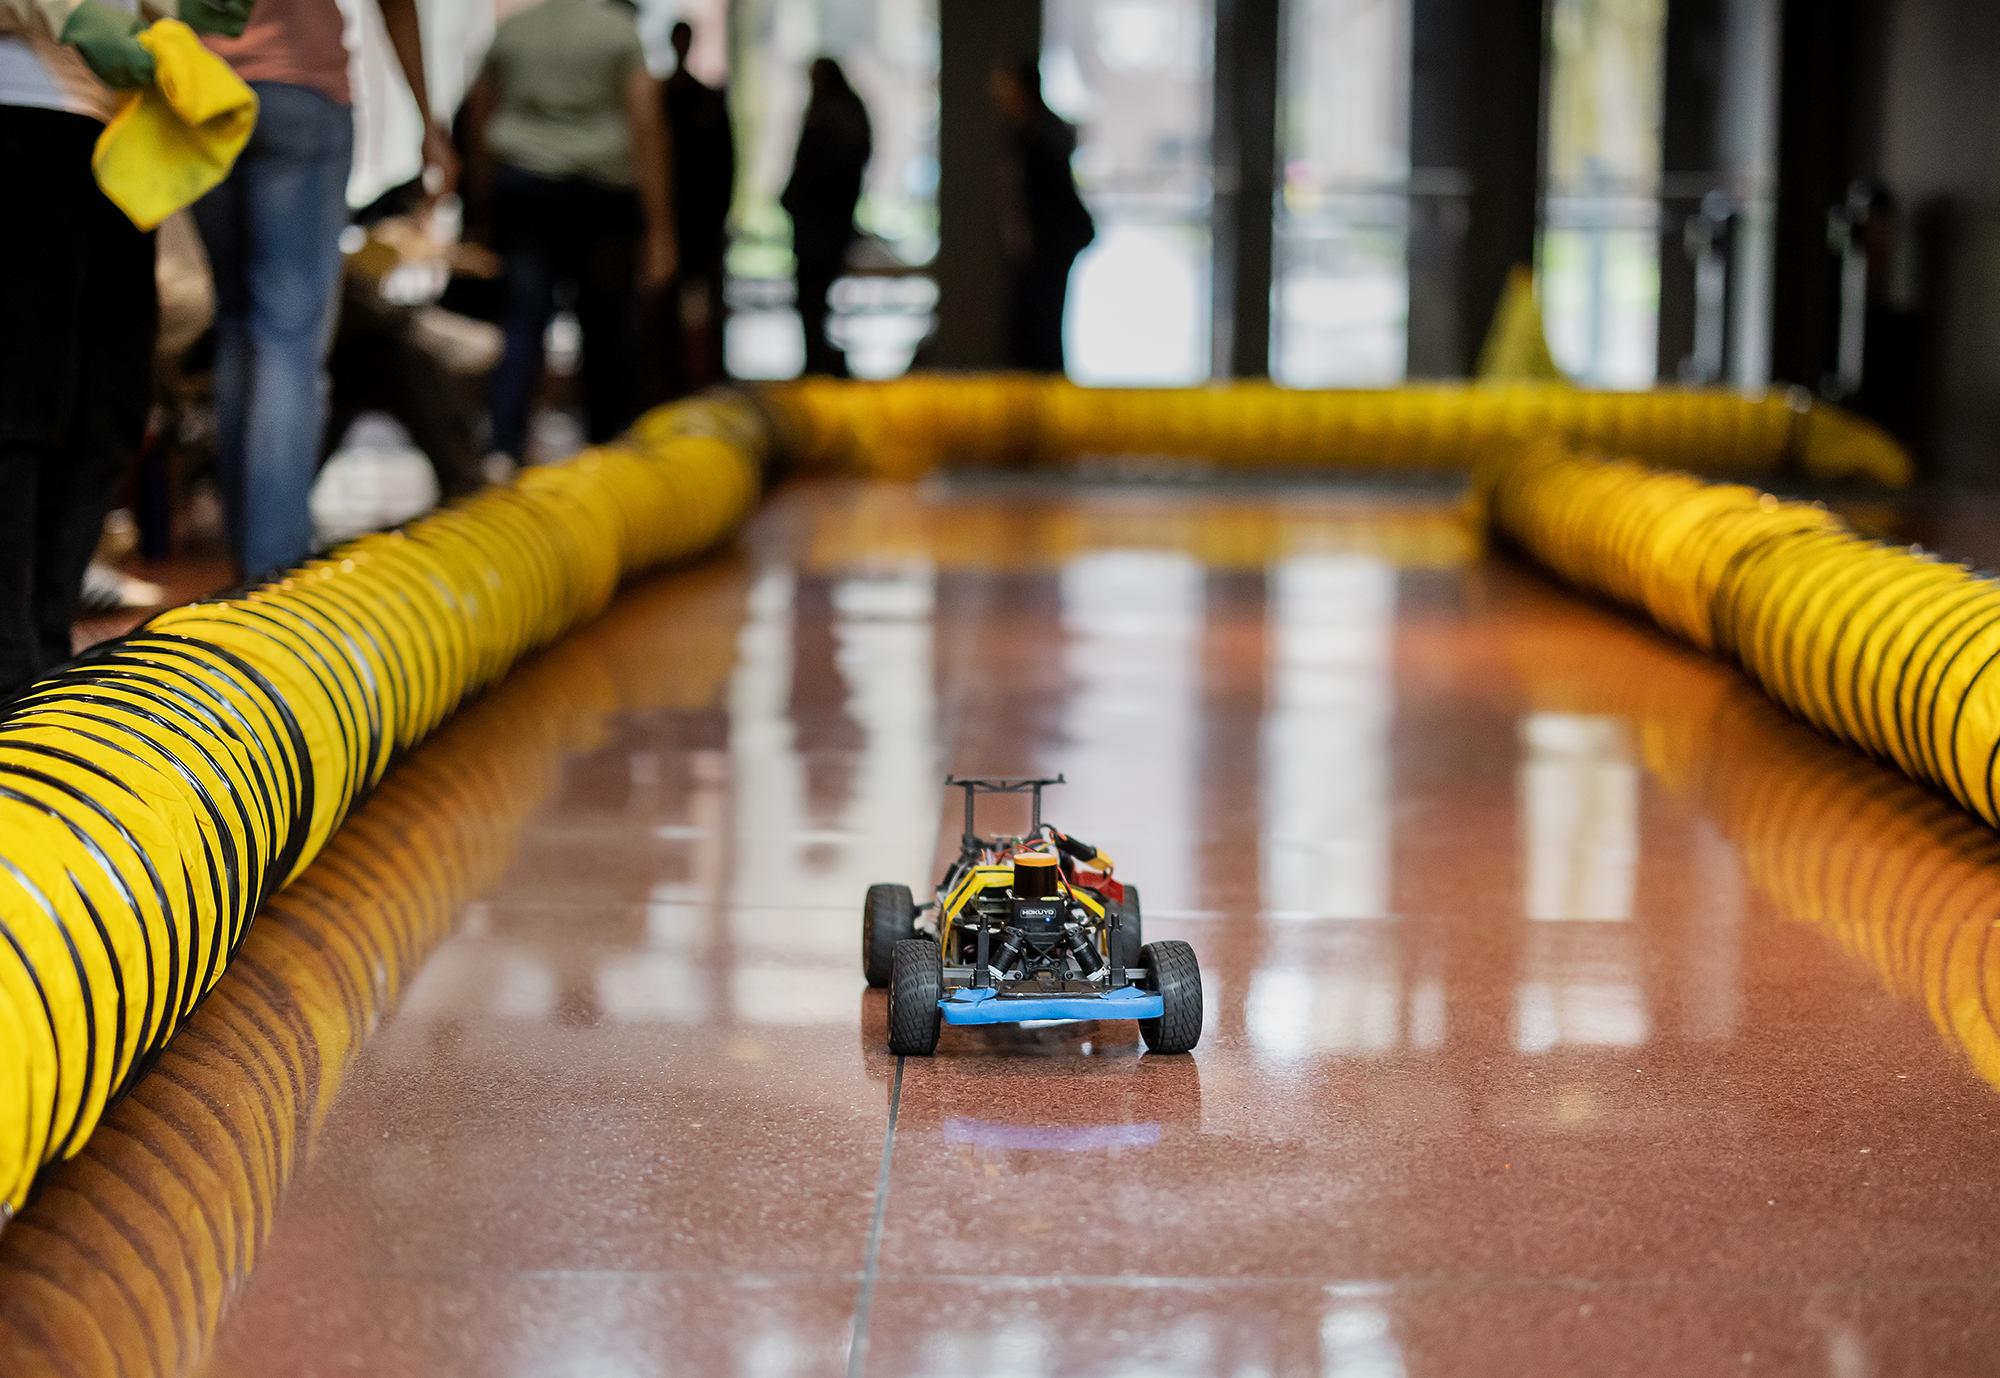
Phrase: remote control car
[{"left": 862, "top": 776, "right": 1203, "bottom": 1056}]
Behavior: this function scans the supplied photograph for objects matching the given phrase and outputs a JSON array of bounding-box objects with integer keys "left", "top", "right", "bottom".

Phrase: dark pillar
[
  {"left": 1768, "top": 0, "right": 1861, "bottom": 391},
  {"left": 931, "top": 0, "right": 1041, "bottom": 369},
  {"left": 1211, "top": 0, "right": 1280, "bottom": 378},
  {"left": 1658, "top": 0, "right": 1726, "bottom": 382},
  {"left": 1407, "top": 0, "right": 1547, "bottom": 378}
]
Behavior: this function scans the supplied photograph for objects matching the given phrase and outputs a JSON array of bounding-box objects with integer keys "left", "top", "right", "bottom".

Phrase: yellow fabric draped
[{"left": 91, "top": 18, "right": 257, "bottom": 232}]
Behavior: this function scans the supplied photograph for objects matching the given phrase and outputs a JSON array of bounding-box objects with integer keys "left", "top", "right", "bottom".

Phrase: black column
[
  {"left": 1407, "top": 0, "right": 1546, "bottom": 378},
  {"left": 931, "top": 0, "right": 1041, "bottom": 369},
  {"left": 1768, "top": 0, "right": 1865, "bottom": 391},
  {"left": 1211, "top": 0, "right": 1280, "bottom": 379}
]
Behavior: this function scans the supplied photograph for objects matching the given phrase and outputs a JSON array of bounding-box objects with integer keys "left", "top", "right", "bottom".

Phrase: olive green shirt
[{"left": 483, "top": 0, "right": 644, "bottom": 188}]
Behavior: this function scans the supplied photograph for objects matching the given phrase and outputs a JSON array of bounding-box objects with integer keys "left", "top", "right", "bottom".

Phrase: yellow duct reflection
[
  {"left": 797, "top": 481, "right": 1477, "bottom": 575},
  {"left": 1507, "top": 615, "right": 2000, "bottom": 1093},
  {"left": 0, "top": 564, "right": 746, "bottom": 1376},
  {"left": 1669, "top": 688, "right": 2000, "bottom": 1091}
]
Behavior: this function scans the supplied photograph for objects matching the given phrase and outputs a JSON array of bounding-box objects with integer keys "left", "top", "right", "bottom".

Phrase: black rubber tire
[
  {"left": 1110, "top": 884, "right": 1143, "bottom": 985},
  {"left": 863, "top": 883, "right": 917, "bottom": 988},
  {"left": 1138, "top": 940, "right": 1202, "bottom": 1054},
  {"left": 887, "top": 939, "right": 943, "bottom": 1055}
]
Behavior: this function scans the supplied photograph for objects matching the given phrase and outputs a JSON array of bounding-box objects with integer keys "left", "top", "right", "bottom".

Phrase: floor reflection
[
  {"left": 800, "top": 481, "right": 1475, "bottom": 576},
  {"left": 875, "top": 1284, "right": 1414, "bottom": 1378},
  {"left": 738, "top": 562, "right": 938, "bottom": 900},
  {"left": 1057, "top": 551, "right": 1204, "bottom": 913},
  {"left": 1261, "top": 555, "right": 1396, "bottom": 921},
  {"left": 1320, "top": 1294, "right": 1408, "bottom": 1378},
  {"left": 1518, "top": 713, "right": 1637, "bottom": 922},
  {"left": 1513, "top": 924, "right": 1651, "bottom": 1053},
  {"left": 723, "top": 559, "right": 938, "bottom": 1027},
  {"left": 1513, "top": 712, "right": 1649, "bottom": 1053}
]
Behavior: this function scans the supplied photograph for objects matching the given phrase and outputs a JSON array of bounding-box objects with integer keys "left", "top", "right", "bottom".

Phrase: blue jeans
[{"left": 194, "top": 81, "right": 353, "bottom": 578}]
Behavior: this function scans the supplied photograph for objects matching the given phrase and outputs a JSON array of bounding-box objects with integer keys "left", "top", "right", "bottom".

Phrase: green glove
[
  {"left": 175, "top": 0, "right": 254, "bottom": 38},
  {"left": 60, "top": 0, "right": 154, "bottom": 89}
]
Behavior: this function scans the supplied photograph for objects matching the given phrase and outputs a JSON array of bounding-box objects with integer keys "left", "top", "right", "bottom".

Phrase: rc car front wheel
[
  {"left": 886, "top": 939, "right": 943, "bottom": 1055},
  {"left": 1139, "top": 940, "right": 1202, "bottom": 1054},
  {"left": 863, "top": 883, "right": 918, "bottom": 987}
]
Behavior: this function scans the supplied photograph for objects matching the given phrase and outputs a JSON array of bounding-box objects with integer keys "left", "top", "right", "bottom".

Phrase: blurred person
[
  {"left": 318, "top": 193, "right": 499, "bottom": 503},
  {"left": 0, "top": 0, "right": 250, "bottom": 701},
  {"left": 195, "top": 0, "right": 458, "bottom": 579},
  {"left": 781, "top": 57, "right": 869, "bottom": 378},
  {"left": 654, "top": 17, "right": 733, "bottom": 397},
  {"left": 323, "top": 268, "right": 490, "bottom": 503},
  {"left": 469, "top": 0, "right": 674, "bottom": 465},
  {"left": 990, "top": 57, "right": 1093, "bottom": 374}
]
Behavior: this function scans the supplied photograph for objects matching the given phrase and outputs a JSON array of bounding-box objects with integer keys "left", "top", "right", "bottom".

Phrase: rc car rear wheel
[
  {"left": 887, "top": 939, "right": 943, "bottom": 1055},
  {"left": 1110, "top": 884, "right": 1143, "bottom": 986},
  {"left": 863, "top": 883, "right": 918, "bottom": 987},
  {"left": 1138, "top": 940, "right": 1202, "bottom": 1054}
]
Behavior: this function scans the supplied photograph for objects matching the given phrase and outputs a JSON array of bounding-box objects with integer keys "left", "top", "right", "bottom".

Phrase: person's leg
[
  {"left": 575, "top": 184, "right": 641, "bottom": 443},
  {"left": 641, "top": 266, "right": 686, "bottom": 406},
  {"left": 697, "top": 259, "right": 728, "bottom": 387},
  {"left": 796, "top": 253, "right": 844, "bottom": 377},
  {"left": 193, "top": 141, "right": 253, "bottom": 549},
  {"left": 229, "top": 82, "right": 355, "bottom": 578},
  {"left": 1003, "top": 261, "right": 1033, "bottom": 369},
  {"left": 32, "top": 179, "right": 157, "bottom": 669},
  {"left": 0, "top": 107, "right": 97, "bottom": 699},
  {"left": 487, "top": 166, "right": 558, "bottom": 463},
  {"left": 1030, "top": 256, "right": 1075, "bottom": 373},
  {"left": 1006, "top": 257, "right": 1072, "bottom": 374}
]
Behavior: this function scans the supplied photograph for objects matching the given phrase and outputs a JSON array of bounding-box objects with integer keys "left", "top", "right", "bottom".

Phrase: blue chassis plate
[{"left": 939, "top": 984, "right": 1163, "bottom": 1026}]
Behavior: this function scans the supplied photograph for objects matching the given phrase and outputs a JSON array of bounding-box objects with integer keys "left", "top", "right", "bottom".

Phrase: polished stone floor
[{"left": 6, "top": 477, "right": 2000, "bottom": 1377}]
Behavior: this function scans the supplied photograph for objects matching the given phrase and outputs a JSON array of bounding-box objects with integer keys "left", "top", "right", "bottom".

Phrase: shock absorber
[
  {"left": 1061, "top": 925, "right": 1104, "bottom": 976},
  {"left": 990, "top": 931, "right": 1026, "bottom": 975}
]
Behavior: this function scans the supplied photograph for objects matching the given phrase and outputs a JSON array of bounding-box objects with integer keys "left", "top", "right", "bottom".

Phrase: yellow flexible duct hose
[
  {"left": 0, "top": 393, "right": 767, "bottom": 1213},
  {"left": 765, "top": 375, "right": 1911, "bottom": 486},
  {"left": 1477, "top": 436, "right": 2000, "bottom": 830},
  {"left": 0, "top": 564, "right": 749, "bottom": 1374}
]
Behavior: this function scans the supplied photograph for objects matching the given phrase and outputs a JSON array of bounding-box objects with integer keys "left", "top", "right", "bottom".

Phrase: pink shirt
[{"left": 204, "top": 0, "right": 348, "bottom": 106}]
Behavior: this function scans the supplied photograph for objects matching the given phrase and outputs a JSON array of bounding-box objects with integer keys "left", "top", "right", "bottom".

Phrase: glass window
[
  {"left": 1044, "top": 0, "right": 1216, "bottom": 385},
  {"left": 1273, "top": 0, "right": 1412, "bottom": 386},
  {"left": 725, "top": 0, "right": 940, "bottom": 379},
  {"left": 1539, "top": 0, "right": 1667, "bottom": 388}
]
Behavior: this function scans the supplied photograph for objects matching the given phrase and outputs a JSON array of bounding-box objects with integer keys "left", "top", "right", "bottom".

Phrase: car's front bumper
[{"left": 937, "top": 984, "right": 1163, "bottom": 1026}]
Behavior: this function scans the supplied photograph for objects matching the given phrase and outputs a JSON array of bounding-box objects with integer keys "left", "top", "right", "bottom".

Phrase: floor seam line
[{"left": 847, "top": 1054, "right": 903, "bottom": 1378}]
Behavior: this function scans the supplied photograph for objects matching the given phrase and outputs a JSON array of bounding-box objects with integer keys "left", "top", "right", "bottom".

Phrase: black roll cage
[
  {"left": 945, "top": 775, "right": 1065, "bottom": 860},
  {"left": 941, "top": 775, "right": 1129, "bottom": 991}
]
